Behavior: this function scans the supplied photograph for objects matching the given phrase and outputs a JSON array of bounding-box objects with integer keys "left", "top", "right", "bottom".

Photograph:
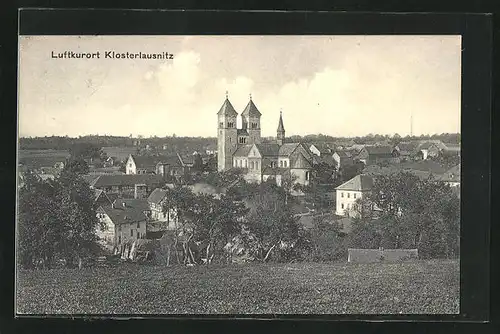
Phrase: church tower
[
  {"left": 241, "top": 94, "right": 262, "bottom": 145},
  {"left": 217, "top": 92, "right": 238, "bottom": 171},
  {"left": 277, "top": 110, "right": 285, "bottom": 146}
]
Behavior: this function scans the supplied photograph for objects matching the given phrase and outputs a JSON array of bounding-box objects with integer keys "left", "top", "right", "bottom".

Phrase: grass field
[{"left": 16, "top": 260, "right": 459, "bottom": 315}]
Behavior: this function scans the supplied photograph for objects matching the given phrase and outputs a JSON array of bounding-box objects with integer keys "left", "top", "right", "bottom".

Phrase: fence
[{"left": 347, "top": 248, "right": 418, "bottom": 263}]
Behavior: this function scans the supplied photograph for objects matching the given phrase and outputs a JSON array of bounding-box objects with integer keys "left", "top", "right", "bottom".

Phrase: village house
[
  {"left": 96, "top": 198, "right": 151, "bottom": 250},
  {"left": 335, "top": 174, "right": 374, "bottom": 216},
  {"left": 309, "top": 142, "right": 334, "bottom": 157},
  {"left": 333, "top": 150, "right": 354, "bottom": 171},
  {"left": 217, "top": 94, "right": 314, "bottom": 187},
  {"left": 88, "top": 174, "right": 165, "bottom": 199},
  {"left": 394, "top": 142, "right": 419, "bottom": 162},
  {"left": 417, "top": 142, "right": 442, "bottom": 160},
  {"left": 355, "top": 146, "right": 399, "bottom": 165},
  {"left": 125, "top": 154, "right": 186, "bottom": 178},
  {"left": 146, "top": 187, "right": 178, "bottom": 235}
]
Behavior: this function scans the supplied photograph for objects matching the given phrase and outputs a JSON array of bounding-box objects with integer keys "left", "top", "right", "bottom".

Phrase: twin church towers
[{"left": 217, "top": 93, "right": 286, "bottom": 171}]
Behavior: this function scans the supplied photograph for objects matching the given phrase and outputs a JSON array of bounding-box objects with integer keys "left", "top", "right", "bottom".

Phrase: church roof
[
  {"left": 217, "top": 98, "right": 238, "bottom": 117},
  {"left": 241, "top": 99, "right": 262, "bottom": 117},
  {"left": 255, "top": 143, "right": 280, "bottom": 157},
  {"left": 277, "top": 111, "right": 285, "bottom": 132},
  {"left": 233, "top": 144, "right": 254, "bottom": 157},
  {"left": 292, "top": 153, "right": 312, "bottom": 169},
  {"left": 278, "top": 143, "right": 300, "bottom": 156}
]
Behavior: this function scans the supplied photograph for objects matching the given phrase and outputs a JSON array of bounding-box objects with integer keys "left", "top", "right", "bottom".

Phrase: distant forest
[{"left": 19, "top": 133, "right": 460, "bottom": 151}]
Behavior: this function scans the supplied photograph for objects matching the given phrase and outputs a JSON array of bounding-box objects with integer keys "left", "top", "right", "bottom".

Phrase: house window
[
  {"left": 220, "top": 122, "right": 223, "bottom": 128},
  {"left": 118, "top": 235, "right": 121, "bottom": 243},
  {"left": 305, "top": 171, "right": 310, "bottom": 181},
  {"left": 341, "top": 204, "right": 344, "bottom": 209},
  {"left": 284, "top": 161, "right": 287, "bottom": 168},
  {"left": 280, "top": 161, "right": 283, "bottom": 167},
  {"left": 130, "top": 229, "right": 134, "bottom": 237},
  {"left": 137, "top": 222, "right": 140, "bottom": 228},
  {"left": 354, "top": 193, "right": 357, "bottom": 199},
  {"left": 250, "top": 161, "right": 254, "bottom": 169},
  {"left": 256, "top": 161, "right": 259, "bottom": 169},
  {"left": 347, "top": 193, "right": 350, "bottom": 198},
  {"left": 244, "top": 160, "right": 247, "bottom": 168},
  {"left": 341, "top": 192, "right": 344, "bottom": 198}
]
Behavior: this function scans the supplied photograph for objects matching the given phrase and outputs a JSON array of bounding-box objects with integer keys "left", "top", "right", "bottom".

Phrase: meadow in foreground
[{"left": 16, "top": 260, "right": 459, "bottom": 315}]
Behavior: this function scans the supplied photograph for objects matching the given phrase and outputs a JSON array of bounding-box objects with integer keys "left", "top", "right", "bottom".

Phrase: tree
[
  {"left": 17, "top": 169, "right": 103, "bottom": 269},
  {"left": 244, "top": 186, "right": 302, "bottom": 262},
  {"left": 306, "top": 215, "right": 345, "bottom": 261},
  {"left": 358, "top": 171, "right": 460, "bottom": 258},
  {"left": 64, "top": 157, "right": 89, "bottom": 175}
]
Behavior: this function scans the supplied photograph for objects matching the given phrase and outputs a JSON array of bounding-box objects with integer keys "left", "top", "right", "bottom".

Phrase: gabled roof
[
  {"left": 101, "top": 199, "right": 150, "bottom": 225},
  {"left": 364, "top": 145, "right": 394, "bottom": 155},
  {"left": 241, "top": 99, "right": 262, "bottom": 117},
  {"left": 292, "top": 153, "right": 312, "bottom": 169},
  {"left": 131, "top": 154, "right": 182, "bottom": 169},
  {"left": 82, "top": 174, "right": 100, "bottom": 184},
  {"left": 278, "top": 143, "right": 300, "bottom": 157},
  {"left": 178, "top": 153, "right": 194, "bottom": 166},
  {"left": 217, "top": 98, "right": 238, "bottom": 117},
  {"left": 335, "top": 150, "right": 352, "bottom": 158},
  {"left": 335, "top": 174, "right": 374, "bottom": 191},
  {"left": 313, "top": 154, "right": 335, "bottom": 167},
  {"left": 147, "top": 188, "right": 168, "bottom": 205},
  {"left": 94, "top": 189, "right": 110, "bottom": 203},
  {"left": 90, "top": 174, "right": 164, "bottom": 187},
  {"left": 233, "top": 144, "right": 254, "bottom": 157},
  {"left": 396, "top": 142, "right": 418, "bottom": 153},
  {"left": 255, "top": 143, "right": 280, "bottom": 157}
]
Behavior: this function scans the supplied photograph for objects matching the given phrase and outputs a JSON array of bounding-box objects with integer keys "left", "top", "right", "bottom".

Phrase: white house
[{"left": 335, "top": 174, "right": 374, "bottom": 216}]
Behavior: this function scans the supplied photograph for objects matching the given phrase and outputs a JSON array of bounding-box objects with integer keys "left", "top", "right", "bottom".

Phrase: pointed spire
[
  {"left": 217, "top": 91, "right": 237, "bottom": 116},
  {"left": 277, "top": 109, "right": 285, "bottom": 132},
  {"left": 241, "top": 95, "right": 262, "bottom": 117}
]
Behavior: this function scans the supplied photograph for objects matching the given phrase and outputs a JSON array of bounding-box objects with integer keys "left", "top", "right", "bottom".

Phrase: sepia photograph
[{"left": 16, "top": 35, "right": 461, "bottom": 315}]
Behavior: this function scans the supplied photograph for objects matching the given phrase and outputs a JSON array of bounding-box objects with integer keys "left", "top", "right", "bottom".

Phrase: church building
[{"left": 217, "top": 93, "right": 313, "bottom": 186}]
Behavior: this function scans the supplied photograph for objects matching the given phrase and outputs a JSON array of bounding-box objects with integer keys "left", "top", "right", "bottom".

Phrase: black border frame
[{"left": 1, "top": 6, "right": 494, "bottom": 334}]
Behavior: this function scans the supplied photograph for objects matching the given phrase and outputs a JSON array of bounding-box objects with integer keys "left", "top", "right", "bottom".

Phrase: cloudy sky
[{"left": 18, "top": 35, "right": 461, "bottom": 138}]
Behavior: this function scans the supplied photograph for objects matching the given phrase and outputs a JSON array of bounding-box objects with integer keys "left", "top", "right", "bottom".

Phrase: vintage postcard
[{"left": 16, "top": 35, "right": 461, "bottom": 315}]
